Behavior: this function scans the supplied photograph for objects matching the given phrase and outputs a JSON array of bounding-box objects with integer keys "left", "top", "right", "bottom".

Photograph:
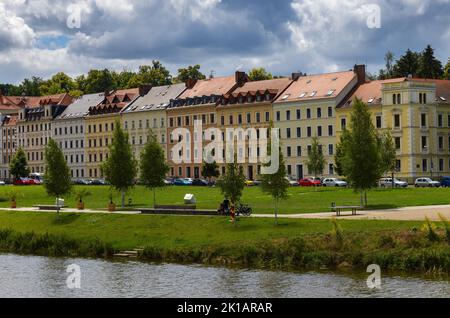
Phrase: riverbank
[
  {"left": 0, "top": 211, "right": 449, "bottom": 272},
  {"left": 1, "top": 185, "right": 450, "bottom": 214}
]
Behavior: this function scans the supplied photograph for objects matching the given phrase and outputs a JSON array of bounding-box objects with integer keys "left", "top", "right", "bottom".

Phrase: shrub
[
  {"left": 422, "top": 217, "right": 440, "bottom": 242},
  {"left": 438, "top": 214, "right": 450, "bottom": 244}
]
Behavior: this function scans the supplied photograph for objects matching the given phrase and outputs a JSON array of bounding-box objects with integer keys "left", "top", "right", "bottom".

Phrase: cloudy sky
[{"left": 0, "top": 0, "right": 449, "bottom": 84}]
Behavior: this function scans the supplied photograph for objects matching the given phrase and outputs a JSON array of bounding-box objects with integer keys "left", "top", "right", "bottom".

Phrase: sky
[{"left": 0, "top": 0, "right": 449, "bottom": 84}]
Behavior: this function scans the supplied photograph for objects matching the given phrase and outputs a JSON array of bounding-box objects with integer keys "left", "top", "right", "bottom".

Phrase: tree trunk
[
  {"left": 360, "top": 191, "right": 364, "bottom": 207},
  {"left": 391, "top": 171, "right": 395, "bottom": 188},
  {"left": 121, "top": 191, "right": 125, "bottom": 209},
  {"left": 56, "top": 197, "right": 60, "bottom": 220},
  {"left": 153, "top": 188, "right": 156, "bottom": 208},
  {"left": 364, "top": 191, "right": 368, "bottom": 207},
  {"left": 274, "top": 199, "right": 279, "bottom": 225}
]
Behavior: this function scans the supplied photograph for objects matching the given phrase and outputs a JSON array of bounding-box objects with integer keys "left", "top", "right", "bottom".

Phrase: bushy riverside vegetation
[
  {"left": 0, "top": 185, "right": 450, "bottom": 214},
  {"left": 0, "top": 212, "right": 448, "bottom": 272}
]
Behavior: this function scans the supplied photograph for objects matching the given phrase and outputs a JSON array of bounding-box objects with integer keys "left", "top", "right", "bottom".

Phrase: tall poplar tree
[
  {"left": 102, "top": 119, "right": 137, "bottom": 208},
  {"left": 10, "top": 147, "right": 30, "bottom": 181}
]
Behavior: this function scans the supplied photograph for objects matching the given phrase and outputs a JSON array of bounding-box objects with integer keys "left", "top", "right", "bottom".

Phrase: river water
[{"left": 0, "top": 254, "right": 448, "bottom": 298}]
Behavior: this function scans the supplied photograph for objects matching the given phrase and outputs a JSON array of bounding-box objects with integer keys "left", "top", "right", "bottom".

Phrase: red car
[
  {"left": 298, "top": 178, "right": 322, "bottom": 187},
  {"left": 14, "top": 178, "right": 37, "bottom": 186}
]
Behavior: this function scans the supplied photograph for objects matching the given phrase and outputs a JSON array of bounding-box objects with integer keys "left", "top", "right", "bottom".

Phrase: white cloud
[{"left": 0, "top": 3, "right": 35, "bottom": 50}]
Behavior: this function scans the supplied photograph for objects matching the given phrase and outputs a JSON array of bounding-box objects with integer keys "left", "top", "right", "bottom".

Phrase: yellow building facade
[{"left": 337, "top": 78, "right": 450, "bottom": 182}]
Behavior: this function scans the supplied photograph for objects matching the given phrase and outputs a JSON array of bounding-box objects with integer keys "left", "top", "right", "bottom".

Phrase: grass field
[
  {"left": 0, "top": 185, "right": 449, "bottom": 214},
  {"left": 0, "top": 211, "right": 448, "bottom": 271}
]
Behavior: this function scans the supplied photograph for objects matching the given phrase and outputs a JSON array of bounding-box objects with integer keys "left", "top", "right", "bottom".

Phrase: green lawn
[
  {"left": 0, "top": 185, "right": 449, "bottom": 214},
  {"left": 0, "top": 211, "right": 421, "bottom": 250}
]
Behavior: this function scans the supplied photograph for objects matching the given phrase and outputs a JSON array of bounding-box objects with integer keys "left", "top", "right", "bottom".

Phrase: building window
[
  {"left": 328, "top": 144, "right": 334, "bottom": 155},
  {"left": 317, "top": 126, "right": 322, "bottom": 137},
  {"left": 328, "top": 107, "right": 333, "bottom": 118},
  {"left": 296, "top": 109, "right": 301, "bottom": 120},
  {"left": 297, "top": 146, "right": 302, "bottom": 157},
  {"left": 287, "top": 147, "right": 292, "bottom": 157},
  {"left": 421, "top": 114, "right": 427, "bottom": 127},
  {"left": 329, "top": 164, "right": 334, "bottom": 175},
  {"left": 276, "top": 111, "right": 280, "bottom": 121},
  {"left": 376, "top": 116, "right": 382, "bottom": 129},
  {"left": 341, "top": 118, "right": 346, "bottom": 130},
  {"left": 286, "top": 128, "right": 291, "bottom": 139},
  {"left": 317, "top": 108, "right": 322, "bottom": 118},
  {"left": 307, "top": 109, "right": 311, "bottom": 119},
  {"left": 286, "top": 110, "right": 291, "bottom": 121},
  {"left": 265, "top": 112, "right": 270, "bottom": 122},
  {"left": 256, "top": 113, "right": 261, "bottom": 123},
  {"left": 438, "top": 136, "right": 444, "bottom": 150},
  {"left": 421, "top": 136, "right": 428, "bottom": 149},
  {"left": 422, "top": 159, "right": 428, "bottom": 172},
  {"left": 438, "top": 114, "right": 443, "bottom": 127},
  {"left": 328, "top": 125, "right": 333, "bottom": 136},
  {"left": 395, "top": 137, "right": 401, "bottom": 150},
  {"left": 394, "top": 114, "right": 401, "bottom": 128},
  {"left": 297, "top": 127, "right": 301, "bottom": 138},
  {"left": 307, "top": 127, "right": 312, "bottom": 137}
]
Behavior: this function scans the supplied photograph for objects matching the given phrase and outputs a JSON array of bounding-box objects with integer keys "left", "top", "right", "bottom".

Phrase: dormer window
[
  {"left": 326, "top": 89, "right": 335, "bottom": 96},
  {"left": 368, "top": 98, "right": 375, "bottom": 104},
  {"left": 265, "top": 94, "right": 271, "bottom": 101},
  {"left": 281, "top": 94, "right": 290, "bottom": 100},
  {"left": 239, "top": 97, "right": 244, "bottom": 104},
  {"left": 310, "top": 91, "right": 317, "bottom": 97},
  {"left": 256, "top": 95, "right": 262, "bottom": 102},
  {"left": 247, "top": 96, "right": 252, "bottom": 103},
  {"left": 299, "top": 92, "right": 307, "bottom": 98}
]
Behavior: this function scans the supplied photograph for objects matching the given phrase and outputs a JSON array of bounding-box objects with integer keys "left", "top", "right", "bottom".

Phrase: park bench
[
  {"left": 331, "top": 203, "right": 362, "bottom": 216},
  {"left": 33, "top": 205, "right": 68, "bottom": 211}
]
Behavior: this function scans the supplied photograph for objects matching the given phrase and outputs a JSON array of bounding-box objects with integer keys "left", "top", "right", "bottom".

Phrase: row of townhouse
[{"left": 0, "top": 64, "right": 449, "bottom": 182}]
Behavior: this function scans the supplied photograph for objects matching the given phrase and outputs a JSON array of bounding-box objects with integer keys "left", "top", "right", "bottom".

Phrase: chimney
[
  {"left": 186, "top": 78, "right": 198, "bottom": 89},
  {"left": 291, "top": 72, "right": 304, "bottom": 81},
  {"left": 235, "top": 71, "right": 247, "bottom": 86},
  {"left": 353, "top": 64, "right": 366, "bottom": 85},
  {"left": 139, "top": 84, "right": 152, "bottom": 96}
]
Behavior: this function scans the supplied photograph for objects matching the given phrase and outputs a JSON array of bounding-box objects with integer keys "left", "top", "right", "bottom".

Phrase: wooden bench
[
  {"left": 33, "top": 205, "right": 68, "bottom": 211},
  {"left": 331, "top": 204, "right": 362, "bottom": 216}
]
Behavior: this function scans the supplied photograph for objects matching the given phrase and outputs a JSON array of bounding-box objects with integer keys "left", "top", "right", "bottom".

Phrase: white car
[
  {"left": 322, "top": 178, "right": 348, "bottom": 187},
  {"left": 0, "top": 181, "right": 5, "bottom": 186},
  {"left": 415, "top": 178, "right": 441, "bottom": 188},
  {"left": 285, "top": 177, "right": 299, "bottom": 187},
  {"left": 379, "top": 178, "right": 408, "bottom": 188}
]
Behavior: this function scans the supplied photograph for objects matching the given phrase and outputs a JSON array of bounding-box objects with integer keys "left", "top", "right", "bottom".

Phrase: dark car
[
  {"left": 91, "top": 179, "right": 107, "bottom": 186},
  {"left": 441, "top": 177, "right": 450, "bottom": 188},
  {"left": 192, "top": 179, "right": 208, "bottom": 186}
]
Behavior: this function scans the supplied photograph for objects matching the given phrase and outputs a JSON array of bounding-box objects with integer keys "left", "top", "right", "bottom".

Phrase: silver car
[
  {"left": 322, "top": 178, "right": 348, "bottom": 187},
  {"left": 414, "top": 178, "right": 441, "bottom": 188},
  {"left": 379, "top": 178, "right": 408, "bottom": 188}
]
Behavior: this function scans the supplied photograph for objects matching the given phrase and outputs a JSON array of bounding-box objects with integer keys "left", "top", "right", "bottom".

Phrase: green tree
[
  {"left": 261, "top": 147, "right": 290, "bottom": 225},
  {"left": 140, "top": 131, "right": 169, "bottom": 207},
  {"left": 175, "top": 65, "right": 206, "bottom": 83},
  {"left": 84, "top": 69, "right": 116, "bottom": 94},
  {"left": 39, "top": 72, "right": 76, "bottom": 95},
  {"left": 9, "top": 147, "right": 30, "bottom": 181},
  {"left": 44, "top": 139, "right": 72, "bottom": 216},
  {"left": 379, "top": 131, "right": 397, "bottom": 186},
  {"left": 307, "top": 137, "right": 325, "bottom": 179},
  {"left": 20, "top": 77, "right": 44, "bottom": 96},
  {"left": 418, "top": 45, "right": 443, "bottom": 79},
  {"left": 392, "top": 49, "right": 420, "bottom": 78},
  {"left": 444, "top": 58, "right": 450, "bottom": 79},
  {"left": 201, "top": 161, "right": 220, "bottom": 184},
  {"left": 341, "top": 98, "right": 382, "bottom": 207},
  {"left": 248, "top": 68, "right": 273, "bottom": 81},
  {"left": 128, "top": 61, "right": 172, "bottom": 87},
  {"left": 102, "top": 119, "right": 138, "bottom": 208},
  {"left": 217, "top": 155, "right": 246, "bottom": 207},
  {"left": 334, "top": 129, "right": 351, "bottom": 177}
]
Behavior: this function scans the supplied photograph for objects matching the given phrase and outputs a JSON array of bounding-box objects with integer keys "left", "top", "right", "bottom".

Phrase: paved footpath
[
  {"left": 253, "top": 205, "right": 450, "bottom": 221},
  {"left": 2, "top": 205, "right": 450, "bottom": 221}
]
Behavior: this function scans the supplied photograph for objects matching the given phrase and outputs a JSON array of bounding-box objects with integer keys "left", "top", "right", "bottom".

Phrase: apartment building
[
  {"left": 53, "top": 93, "right": 105, "bottom": 179},
  {"left": 0, "top": 115, "right": 18, "bottom": 180},
  {"left": 273, "top": 65, "right": 365, "bottom": 180},
  {"left": 16, "top": 94, "right": 73, "bottom": 174},
  {"left": 167, "top": 72, "right": 247, "bottom": 178},
  {"left": 121, "top": 83, "right": 186, "bottom": 159},
  {"left": 216, "top": 77, "right": 293, "bottom": 179},
  {"left": 85, "top": 88, "right": 144, "bottom": 178},
  {"left": 337, "top": 77, "right": 450, "bottom": 182}
]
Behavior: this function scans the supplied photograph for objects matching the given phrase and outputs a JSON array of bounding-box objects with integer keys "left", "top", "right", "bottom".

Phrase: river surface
[{"left": 0, "top": 254, "right": 448, "bottom": 298}]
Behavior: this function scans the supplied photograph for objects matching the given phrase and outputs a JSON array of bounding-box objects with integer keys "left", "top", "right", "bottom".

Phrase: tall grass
[{"left": 438, "top": 214, "right": 450, "bottom": 243}]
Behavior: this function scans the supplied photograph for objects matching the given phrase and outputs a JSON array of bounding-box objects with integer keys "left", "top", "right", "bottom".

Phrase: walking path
[
  {"left": 253, "top": 205, "right": 450, "bottom": 221},
  {"left": 1, "top": 205, "right": 450, "bottom": 221}
]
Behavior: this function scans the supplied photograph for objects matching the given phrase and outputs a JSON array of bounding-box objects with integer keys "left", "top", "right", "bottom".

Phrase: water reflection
[{"left": 0, "top": 254, "right": 448, "bottom": 298}]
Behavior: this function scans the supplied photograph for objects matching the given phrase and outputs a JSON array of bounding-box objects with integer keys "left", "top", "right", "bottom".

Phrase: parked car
[
  {"left": 253, "top": 180, "right": 262, "bottom": 186},
  {"left": 245, "top": 180, "right": 255, "bottom": 187},
  {"left": 14, "top": 178, "right": 35, "bottom": 186},
  {"left": 164, "top": 178, "right": 175, "bottom": 186},
  {"left": 322, "top": 178, "right": 348, "bottom": 187},
  {"left": 415, "top": 178, "right": 441, "bottom": 188},
  {"left": 174, "top": 178, "right": 191, "bottom": 186},
  {"left": 285, "top": 177, "right": 299, "bottom": 187},
  {"left": 379, "top": 178, "right": 408, "bottom": 188},
  {"left": 192, "top": 179, "right": 208, "bottom": 186},
  {"left": 0, "top": 181, "right": 6, "bottom": 186},
  {"left": 72, "top": 178, "right": 91, "bottom": 185},
  {"left": 440, "top": 177, "right": 450, "bottom": 188},
  {"left": 299, "top": 178, "right": 322, "bottom": 187},
  {"left": 91, "top": 179, "right": 107, "bottom": 186}
]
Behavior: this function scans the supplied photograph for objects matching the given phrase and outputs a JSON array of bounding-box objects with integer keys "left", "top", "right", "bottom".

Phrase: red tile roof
[
  {"left": 90, "top": 88, "right": 139, "bottom": 113},
  {"left": 0, "top": 93, "right": 73, "bottom": 112},
  {"left": 178, "top": 75, "right": 237, "bottom": 99},
  {"left": 274, "top": 71, "right": 357, "bottom": 103}
]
